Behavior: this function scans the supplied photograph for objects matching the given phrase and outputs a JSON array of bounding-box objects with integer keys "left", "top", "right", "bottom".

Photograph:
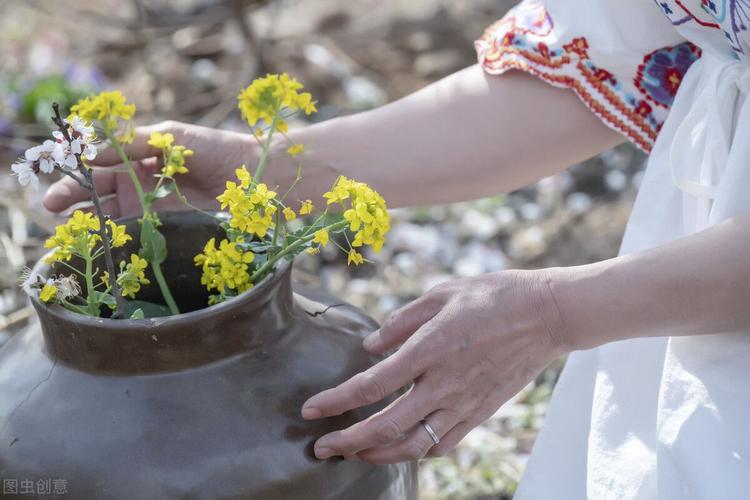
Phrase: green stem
[
  {"left": 56, "top": 260, "right": 87, "bottom": 277},
  {"left": 250, "top": 219, "right": 347, "bottom": 283},
  {"left": 108, "top": 129, "right": 181, "bottom": 315},
  {"left": 108, "top": 132, "right": 148, "bottom": 209},
  {"left": 61, "top": 301, "right": 91, "bottom": 316},
  {"left": 253, "top": 108, "right": 280, "bottom": 184},
  {"left": 173, "top": 181, "right": 223, "bottom": 221},
  {"left": 83, "top": 253, "right": 97, "bottom": 316},
  {"left": 271, "top": 203, "right": 282, "bottom": 248},
  {"left": 151, "top": 261, "right": 179, "bottom": 315}
]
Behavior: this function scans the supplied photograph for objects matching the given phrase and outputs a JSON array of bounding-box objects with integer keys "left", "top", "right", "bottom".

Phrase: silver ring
[{"left": 421, "top": 420, "right": 440, "bottom": 445}]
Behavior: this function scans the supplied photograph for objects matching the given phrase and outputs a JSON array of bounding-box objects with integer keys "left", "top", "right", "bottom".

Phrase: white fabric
[{"left": 506, "top": 1, "right": 750, "bottom": 498}]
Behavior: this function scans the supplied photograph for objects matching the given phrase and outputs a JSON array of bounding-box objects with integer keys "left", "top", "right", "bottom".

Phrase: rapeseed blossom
[
  {"left": 237, "top": 73, "right": 316, "bottom": 132},
  {"left": 116, "top": 254, "right": 150, "bottom": 299},
  {"left": 216, "top": 167, "right": 277, "bottom": 238},
  {"left": 148, "top": 131, "right": 193, "bottom": 177},
  {"left": 69, "top": 90, "right": 136, "bottom": 133},
  {"left": 194, "top": 237, "right": 255, "bottom": 297},
  {"left": 324, "top": 176, "right": 389, "bottom": 252},
  {"left": 44, "top": 210, "right": 131, "bottom": 263}
]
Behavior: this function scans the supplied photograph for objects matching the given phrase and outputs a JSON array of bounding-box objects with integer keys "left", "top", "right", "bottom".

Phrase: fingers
[
  {"left": 43, "top": 169, "right": 116, "bottom": 213},
  {"left": 363, "top": 293, "right": 444, "bottom": 354},
  {"left": 356, "top": 410, "right": 461, "bottom": 464},
  {"left": 425, "top": 420, "right": 474, "bottom": 458},
  {"left": 302, "top": 344, "right": 432, "bottom": 420},
  {"left": 92, "top": 122, "right": 172, "bottom": 166},
  {"left": 312, "top": 385, "right": 433, "bottom": 459}
]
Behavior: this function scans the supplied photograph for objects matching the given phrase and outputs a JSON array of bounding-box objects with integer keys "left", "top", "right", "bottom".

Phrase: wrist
[
  {"left": 510, "top": 269, "right": 573, "bottom": 356},
  {"left": 545, "top": 260, "right": 636, "bottom": 351}
]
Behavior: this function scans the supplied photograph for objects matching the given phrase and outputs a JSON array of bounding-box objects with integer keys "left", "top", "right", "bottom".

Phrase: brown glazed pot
[{"left": 0, "top": 212, "right": 417, "bottom": 499}]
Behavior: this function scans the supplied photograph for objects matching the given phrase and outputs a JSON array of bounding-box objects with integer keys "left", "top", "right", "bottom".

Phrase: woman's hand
[
  {"left": 301, "top": 269, "right": 570, "bottom": 464},
  {"left": 43, "top": 121, "right": 258, "bottom": 217}
]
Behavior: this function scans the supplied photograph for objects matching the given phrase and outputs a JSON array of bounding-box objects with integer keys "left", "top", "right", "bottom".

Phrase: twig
[{"left": 51, "top": 103, "right": 128, "bottom": 319}]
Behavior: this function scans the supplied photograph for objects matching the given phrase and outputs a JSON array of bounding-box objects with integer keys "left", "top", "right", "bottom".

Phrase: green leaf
[
  {"left": 125, "top": 300, "right": 172, "bottom": 318},
  {"left": 152, "top": 182, "right": 176, "bottom": 200},
  {"left": 130, "top": 308, "right": 145, "bottom": 320},
  {"left": 140, "top": 217, "right": 168, "bottom": 265},
  {"left": 92, "top": 291, "right": 117, "bottom": 309}
]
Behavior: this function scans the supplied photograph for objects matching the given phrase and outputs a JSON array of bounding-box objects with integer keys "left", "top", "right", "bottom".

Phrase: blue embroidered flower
[{"left": 635, "top": 43, "right": 700, "bottom": 108}]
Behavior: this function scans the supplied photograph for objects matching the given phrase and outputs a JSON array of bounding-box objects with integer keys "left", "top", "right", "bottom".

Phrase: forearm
[
  {"left": 550, "top": 212, "right": 750, "bottom": 350},
  {"left": 263, "top": 65, "right": 624, "bottom": 208}
]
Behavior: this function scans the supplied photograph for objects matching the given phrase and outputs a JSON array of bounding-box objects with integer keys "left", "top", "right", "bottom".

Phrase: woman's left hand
[{"left": 301, "top": 269, "right": 571, "bottom": 464}]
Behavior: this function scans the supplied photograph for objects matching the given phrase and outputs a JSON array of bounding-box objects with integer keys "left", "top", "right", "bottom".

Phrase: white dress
[{"left": 475, "top": 1, "right": 750, "bottom": 498}]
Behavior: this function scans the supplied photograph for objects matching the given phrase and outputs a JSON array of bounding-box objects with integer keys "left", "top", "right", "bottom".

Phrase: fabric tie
[{"left": 669, "top": 54, "right": 750, "bottom": 202}]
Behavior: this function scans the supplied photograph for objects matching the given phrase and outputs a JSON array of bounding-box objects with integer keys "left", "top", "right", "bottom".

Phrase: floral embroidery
[
  {"left": 700, "top": 0, "right": 750, "bottom": 54},
  {"left": 475, "top": 3, "right": 700, "bottom": 153},
  {"left": 635, "top": 44, "right": 702, "bottom": 108},
  {"left": 656, "top": 0, "right": 750, "bottom": 54},
  {"left": 655, "top": 0, "right": 721, "bottom": 28}
]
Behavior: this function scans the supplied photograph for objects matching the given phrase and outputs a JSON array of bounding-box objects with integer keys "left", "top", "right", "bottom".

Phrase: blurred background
[{"left": 0, "top": 0, "right": 646, "bottom": 498}]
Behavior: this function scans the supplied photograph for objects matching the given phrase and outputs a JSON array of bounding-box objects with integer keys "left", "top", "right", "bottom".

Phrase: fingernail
[
  {"left": 363, "top": 330, "right": 379, "bottom": 349},
  {"left": 301, "top": 406, "right": 321, "bottom": 419},
  {"left": 315, "top": 447, "right": 334, "bottom": 460}
]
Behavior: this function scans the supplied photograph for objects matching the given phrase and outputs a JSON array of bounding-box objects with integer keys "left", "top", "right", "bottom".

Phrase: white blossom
[
  {"left": 25, "top": 140, "right": 64, "bottom": 174},
  {"left": 54, "top": 116, "right": 98, "bottom": 164},
  {"left": 18, "top": 266, "right": 37, "bottom": 295},
  {"left": 11, "top": 160, "right": 40, "bottom": 190},
  {"left": 54, "top": 275, "right": 81, "bottom": 300},
  {"left": 70, "top": 115, "right": 95, "bottom": 142}
]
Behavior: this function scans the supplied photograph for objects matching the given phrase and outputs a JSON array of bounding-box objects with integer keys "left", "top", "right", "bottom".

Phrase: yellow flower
[
  {"left": 347, "top": 249, "right": 364, "bottom": 266},
  {"left": 235, "top": 165, "right": 252, "bottom": 189},
  {"left": 70, "top": 91, "right": 136, "bottom": 132},
  {"left": 237, "top": 73, "right": 317, "bottom": 132},
  {"left": 106, "top": 220, "right": 131, "bottom": 248},
  {"left": 147, "top": 131, "right": 174, "bottom": 150},
  {"left": 299, "top": 199, "right": 314, "bottom": 215},
  {"left": 282, "top": 207, "right": 296, "bottom": 221},
  {"left": 148, "top": 132, "right": 192, "bottom": 177},
  {"left": 39, "top": 282, "right": 57, "bottom": 303},
  {"left": 286, "top": 144, "right": 304, "bottom": 158},
  {"left": 100, "top": 271, "right": 110, "bottom": 288},
  {"left": 249, "top": 183, "right": 276, "bottom": 205},
  {"left": 194, "top": 238, "right": 255, "bottom": 294},
  {"left": 306, "top": 246, "right": 320, "bottom": 255},
  {"left": 324, "top": 176, "right": 390, "bottom": 253},
  {"left": 116, "top": 254, "right": 150, "bottom": 298},
  {"left": 312, "top": 228, "right": 329, "bottom": 247},
  {"left": 163, "top": 145, "right": 193, "bottom": 177},
  {"left": 44, "top": 210, "right": 102, "bottom": 262}
]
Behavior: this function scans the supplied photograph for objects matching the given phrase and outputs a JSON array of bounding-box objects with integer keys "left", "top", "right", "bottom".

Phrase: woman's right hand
[{"left": 43, "top": 121, "right": 261, "bottom": 218}]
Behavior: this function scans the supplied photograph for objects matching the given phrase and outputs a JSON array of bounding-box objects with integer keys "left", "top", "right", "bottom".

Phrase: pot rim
[{"left": 28, "top": 211, "right": 291, "bottom": 331}]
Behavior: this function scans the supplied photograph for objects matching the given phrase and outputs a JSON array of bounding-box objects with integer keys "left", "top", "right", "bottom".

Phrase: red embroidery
[
  {"left": 476, "top": 4, "right": 699, "bottom": 153},
  {"left": 676, "top": 0, "right": 721, "bottom": 28}
]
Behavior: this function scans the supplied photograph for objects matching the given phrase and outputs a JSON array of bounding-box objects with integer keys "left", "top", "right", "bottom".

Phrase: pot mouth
[
  {"left": 29, "top": 256, "right": 290, "bottom": 332},
  {"left": 29, "top": 211, "right": 296, "bottom": 373},
  {"left": 28, "top": 210, "right": 291, "bottom": 332}
]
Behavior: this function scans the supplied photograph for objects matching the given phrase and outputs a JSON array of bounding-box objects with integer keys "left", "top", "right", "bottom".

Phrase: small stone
[{"left": 566, "top": 192, "right": 593, "bottom": 214}]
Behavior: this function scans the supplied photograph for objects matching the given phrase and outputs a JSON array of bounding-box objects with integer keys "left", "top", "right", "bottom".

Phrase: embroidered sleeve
[{"left": 475, "top": 0, "right": 700, "bottom": 153}]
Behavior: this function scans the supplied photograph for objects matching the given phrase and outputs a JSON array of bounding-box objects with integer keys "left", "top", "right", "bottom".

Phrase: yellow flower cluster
[
  {"left": 194, "top": 237, "right": 255, "bottom": 295},
  {"left": 299, "top": 200, "right": 314, "bottom": 215},
  {"left": 324, "top": 176, "right": 390, "bottom": 253},
  {"left": 44, "top": 210, "right": 131, "bottom": 262},
  {"left": 39, "top": 282, "right": 57, "bottom": 303},
  {"left": 287, "top": 144, "right": 305, "bottom": 158},
  {"left": 216, "top": 166, "right": 278, "bottom": 238},
  {"left": 116, "top": 254, "right": 150, "bottom": 299},
  {"left": 69, "top": 91, "right": 136, "bottom": 133},
  {"left": 237, "top": 73, "right": 317, "bottom": 133},
  {"left": 147, "top": 132, "right": 193, "bottom": 177}
]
